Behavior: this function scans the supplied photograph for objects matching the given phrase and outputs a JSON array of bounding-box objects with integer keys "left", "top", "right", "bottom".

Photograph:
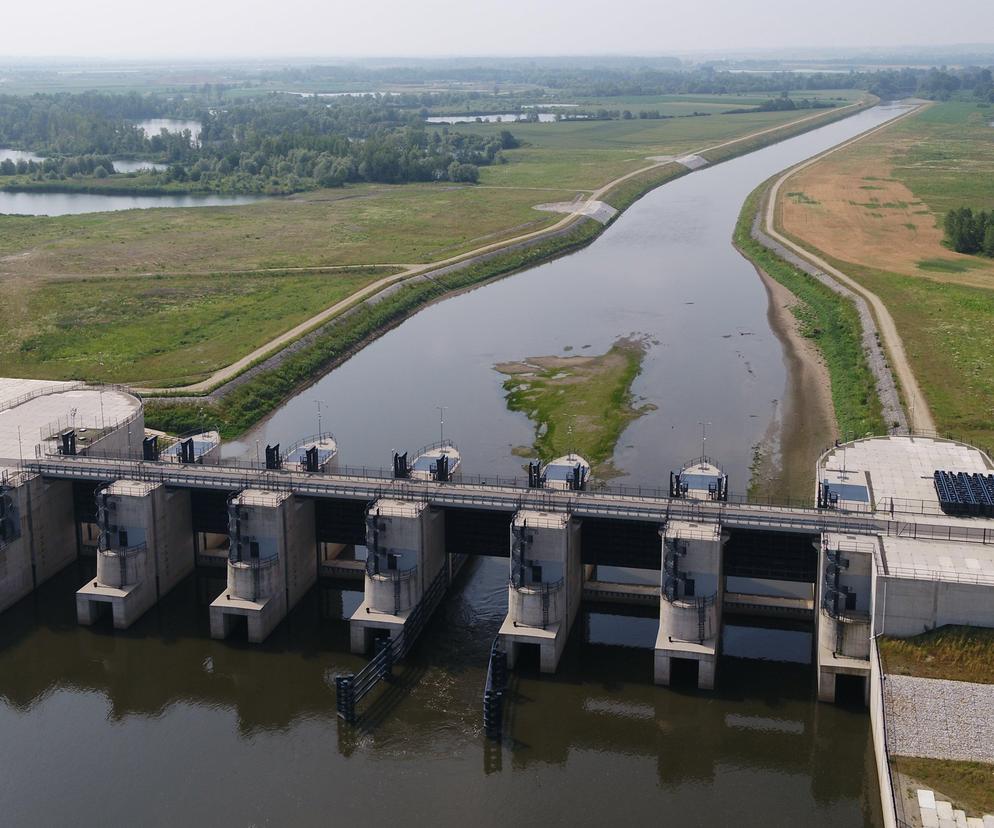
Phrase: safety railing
[
  {"left": 22, "top": 456, "right": 994, "bottom": 545},
  {"left": 335, "top": 563, "right": 449, "bottom": 724},
  {"left": 368, "top": 564, "right": 419, "bottom": 615},
  {"left": 96, "top": 541, "right": 147, "bottom": 588},
  {"left": 509, "top": 577, "right": 564, "bottom": 630},
  {"left": 483, "top": 636, "right": 508, "bottom": 741},
  {"left": 0, "top": 381, "right": 85, "bottom": 413}
]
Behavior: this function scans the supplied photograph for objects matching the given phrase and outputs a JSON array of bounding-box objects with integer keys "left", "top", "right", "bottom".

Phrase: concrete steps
[{"left": 916, "top": 788, "right": 993, "bottom": 828}]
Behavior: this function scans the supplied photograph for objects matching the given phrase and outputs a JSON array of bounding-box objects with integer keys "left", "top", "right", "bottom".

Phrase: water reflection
[{"left": 0, "top": 555, "right": 880, "bottom": 826}]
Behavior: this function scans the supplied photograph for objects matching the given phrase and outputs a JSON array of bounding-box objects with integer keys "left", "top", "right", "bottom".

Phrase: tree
[
  {"left": 984, "top": 224, "right": 994, "bottom": 258},
  {"left": 0, "top": 159, "right": 15, "bottom": 175},
  {"left": 447, "top": 161, "right": 479, "bottom": 183},
  {"left": 93, "top": 165, "right": 108, "bottom": 178}
]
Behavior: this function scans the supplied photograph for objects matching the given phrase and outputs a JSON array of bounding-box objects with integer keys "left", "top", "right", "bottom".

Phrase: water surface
[
  {"left": 0, "top": 190, "right": 266, "bottom": 216},
  {"left": 238, "top": 103, "right": 911, "bottom": 495}
]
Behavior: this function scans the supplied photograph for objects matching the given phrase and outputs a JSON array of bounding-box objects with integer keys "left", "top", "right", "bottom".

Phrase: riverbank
[
  {"left": 777, "top": 101, "right": 994, "bottom": 450},
  {"left": 496, "top": 337, "right": 651, "bottom": 477},
  {"left": 734, "top": 178, "right": 885, "bottom": 498},
  {"left": 145, "top": 100, "right": 877, "bottom": 439}
]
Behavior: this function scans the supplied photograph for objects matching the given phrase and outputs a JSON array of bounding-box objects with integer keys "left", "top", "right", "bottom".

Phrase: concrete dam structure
[{"left": 3, "top": 379, "right": 994, "bottom": 714}]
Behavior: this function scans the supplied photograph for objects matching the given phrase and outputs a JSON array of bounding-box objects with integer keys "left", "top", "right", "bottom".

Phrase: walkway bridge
[{"left": 22, "top": 455, "right": 994, "bottom": 547}]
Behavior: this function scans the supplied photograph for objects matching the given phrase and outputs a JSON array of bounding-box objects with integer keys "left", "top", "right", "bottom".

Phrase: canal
[
  {"left": 0, "top": 106, "right": 910, "bottom": 826},
  {"left": 234, "top": 103, "right": 910, "bottom": 492}
]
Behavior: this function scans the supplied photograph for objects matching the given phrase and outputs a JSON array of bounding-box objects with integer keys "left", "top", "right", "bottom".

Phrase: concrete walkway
[
  {"left": 756, "top": 104, "right": 936, "bottom": 432},
  {"left": 135, "top": 103, "right": 866, "bottom": 397}
]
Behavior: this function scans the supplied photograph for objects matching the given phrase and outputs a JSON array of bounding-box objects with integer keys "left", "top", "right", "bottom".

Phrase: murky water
[
  {"left": 0, "top": 558, "right": 881, "bottom": 827},
  {"left": 237, "top": 103, "right": 911, "bottom": 495},
  {"left": 0, "top": 107, "right": 911, "bottom": 826},
  {"left": 0, "top": 190, "right": 266, "bottom": 216}
]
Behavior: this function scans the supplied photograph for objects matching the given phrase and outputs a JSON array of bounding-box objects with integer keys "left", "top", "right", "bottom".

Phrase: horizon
[{"left": 5, "top": 0, "right": 994, "bottom": 61}]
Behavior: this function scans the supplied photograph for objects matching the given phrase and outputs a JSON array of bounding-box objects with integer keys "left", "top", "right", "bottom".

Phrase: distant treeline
[
  {"left": 0, "top": 94, "right": 519, "bottom": 192},
  {"left": 723, "top": 94, "right": 836, "bottom": 114},
  {"left": 944, "top": 207, "right": 994, "bottom": 257}
]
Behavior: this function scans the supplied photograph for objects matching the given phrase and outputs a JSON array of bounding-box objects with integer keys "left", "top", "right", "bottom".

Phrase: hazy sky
[{"left": 6, "top": 0, "right": 994, "bottom": 59}]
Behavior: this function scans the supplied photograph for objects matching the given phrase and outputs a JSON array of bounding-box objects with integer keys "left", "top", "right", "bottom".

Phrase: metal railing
[
  {"left": 21, "top": 455, "right": 994, "bottom": 546},
  {"left": 483, "top": 636, "right": 508, "bottom": 741},
  {"left": 335, "top": 563, "right": 450, "bottom": 724},
  {"left": 97, "top": 541, "right": 147, "bottom": 588},
  {"left": 0, "top": 381, "right": 85, "bottom": 413},
  {"left": 368, "top": 564, "right": 419, "bottom": 615}
]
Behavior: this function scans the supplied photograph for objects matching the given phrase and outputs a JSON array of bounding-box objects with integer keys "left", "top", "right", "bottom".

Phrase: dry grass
[
  {"left": 892, "top": 756, "right": 994, "bottom": 817},
  {"left": 780, "top": 103, "right": 994, "bottom": 291},
  {"left": 879, "top": 625, "right": 994, "bottom": 684}
]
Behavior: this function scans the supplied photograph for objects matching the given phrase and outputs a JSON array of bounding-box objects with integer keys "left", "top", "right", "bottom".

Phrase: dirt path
[
  {"left": 760, "top": 104, "right": 936, "bottom": 433},
  {"left": 135, "top": 102, "right": 867, "bottom": 396}
]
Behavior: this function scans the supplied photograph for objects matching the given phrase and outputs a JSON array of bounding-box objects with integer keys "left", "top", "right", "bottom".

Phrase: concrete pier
[
  {"left": 209, "top": 489, "right": 315, "bottom": 643},
  {"left": 349, "top": 498, "right": 446, "bottom": 654},
  {"left": 500, "top": 509, "right": 582, "bottom": 673},
  {"left": 655, "top": 520, "right": 724, "bottom": 690},
  {"left": 76, "top": 480, "right": 194, "bottom": 629},
  {"left": 0, "top": 471, "right": 76, "bottom": 614},
  {"left": 815, "top": 533, "right": 872, "bottom": 703}
]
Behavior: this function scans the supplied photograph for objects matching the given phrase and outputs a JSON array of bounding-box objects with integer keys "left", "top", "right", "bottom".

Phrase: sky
[{"left": 5, "top": 0, "right": 994, "bottom": 60}]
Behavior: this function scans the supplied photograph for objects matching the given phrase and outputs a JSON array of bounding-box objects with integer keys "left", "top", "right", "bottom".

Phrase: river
[
  {"left": 0, "top": 106, "right": 910, "bottom": 826},
  {"left": 235, "top": 103, "right": 911, "bottom": 493}
]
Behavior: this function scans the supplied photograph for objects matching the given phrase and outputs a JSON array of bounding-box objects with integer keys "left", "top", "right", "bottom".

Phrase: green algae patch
[{"left": 496, "top": 337, "right": 652, "bottom": 475}]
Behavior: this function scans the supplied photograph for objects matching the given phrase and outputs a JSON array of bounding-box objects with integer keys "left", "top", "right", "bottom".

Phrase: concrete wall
[
  {"left": 364, "top": 500, "right": 446, "bottom": 614},
  {"left": 869, "top": 640, "right": 899, "bottom": 828},
  {"left": 2, "top": 473, "right": 78, "bottom": 614},
  {"left": 873, "top": 573, "right": 994, "bottom": 637},
  {"left": 83, "top": 410, "right": 144, "bottom": 458}
]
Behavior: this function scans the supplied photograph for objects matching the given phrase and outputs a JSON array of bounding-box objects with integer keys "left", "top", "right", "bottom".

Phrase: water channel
[
  {"left": 0, "top": 105, "right": 910, "bottom": 826},
  {"left": 236, "top": 103, "right": 910, "bottom": 492}
]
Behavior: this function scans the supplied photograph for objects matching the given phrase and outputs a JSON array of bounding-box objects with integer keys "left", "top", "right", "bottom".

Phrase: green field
[
  {"left": 0, "top": 268, "right": 390, "bottom": 386},
  {"left": 879, "top": 625, "right": 994, "bottom": 684},
  {"left": 0, "top": 91, "right": 868, "bottom": 394}
]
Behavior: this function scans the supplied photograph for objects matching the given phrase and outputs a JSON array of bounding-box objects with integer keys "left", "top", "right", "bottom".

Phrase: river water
[
  {"left": 0, "top": 106, "right": 909, "bottom": 826},
  {"left": 236, "top": 103, "right": 910, "bottom": 493}
]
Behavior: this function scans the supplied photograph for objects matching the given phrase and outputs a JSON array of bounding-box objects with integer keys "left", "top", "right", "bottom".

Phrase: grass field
[
  {"left": 495, "top": 338, "right": 649, "bottom": 474},
  {"left": 879, "top": 625, "right": 994, "bottom": 684},
  {"left": 892, "top": 757, "right": 994, "bottom": 817},
  {"left": 778, "top": 101, "right": 994, "bottom": 447},
  {"left": 0, "top": 91, "right": 868, "bottom": 393},
  {"left": 0, "top": 267, "right": 390, "bottom": 386}
]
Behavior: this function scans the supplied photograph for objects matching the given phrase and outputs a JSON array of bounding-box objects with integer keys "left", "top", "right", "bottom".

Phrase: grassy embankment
[
  {"left": 879, "top": 625, "right": 994, "bottom": 683},
  {"left": 0, "top": 267, "right": 391, "bottom": 386},
  {"left": 777, "top": 101, "right": 994, "bottom": 448},
  {"left": 734, "top": 183, "right": 886, "bottom": 439},
  {"left": 495, "top": 338, "right": 649, "bottom": 475},
  {"left": 0, "top": 94, "right": 871, "bottom": 435},
  {"left": 881, "top": 626, "right": 994, "bottom": 816},
  {"left": 144, "top": 97, "right": 877, "bottom": 437},
  {"left": 0, "top": 94, "right": 870, "bottom": 391},
  {"left": 890, "top": 757, "right": 994, "bottom": 817}
]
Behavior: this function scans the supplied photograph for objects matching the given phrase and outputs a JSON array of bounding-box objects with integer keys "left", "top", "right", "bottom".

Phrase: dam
[
  {"left": 3, "top": 380, "right": 993, "bottom": 723},
  {"left": 0, "top": 103, "right": 977, "bottom": 827}
]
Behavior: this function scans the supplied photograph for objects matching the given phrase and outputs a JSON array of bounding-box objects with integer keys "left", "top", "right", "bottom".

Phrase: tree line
[{"left": 944, "top": 207, "right": 994, "bottom": 257}]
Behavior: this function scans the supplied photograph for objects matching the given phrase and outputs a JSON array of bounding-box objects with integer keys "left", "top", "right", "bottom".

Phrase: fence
[
  {"left": 335, "top": 563, "right": 450, "bottom": 724},
  {"left": 482, "top": 636, "right": 508, "bottom": 740}
]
